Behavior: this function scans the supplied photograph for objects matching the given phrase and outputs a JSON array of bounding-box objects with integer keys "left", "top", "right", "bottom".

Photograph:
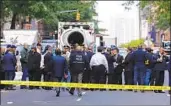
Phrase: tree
[
  {"left": 122, "top": 1, "right": 171, "bottom": 30},
  {"left": 1, "top": 0, "right": 97, "bottom": 30},
  {"left": 120, "top": 39, "right": 145, "bottom": 48}
]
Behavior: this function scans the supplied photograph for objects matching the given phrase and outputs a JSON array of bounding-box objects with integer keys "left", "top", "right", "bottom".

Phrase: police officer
[
  {"left": 132, "top": 45, "right": 147, "bottom": 92},
  {"left": 0, "top": 48, "right": 5, "bottom": 89},
  {"left": 123, "top": 47, "right": 134, "bottom": 87},
  {"left": 82, "top": 47, "right": 94, "bottom": 90},
  {"left": 153, "top": 47, "right": 169, "bottom": 93},
  {"left": 20, "top": 43, "right": 29, "bottom": 89},
  {"left": 5, "top": 44, "right": 11, "bottom": 54},
  {"left": 69, "top": 45, "right": 87, "bottom": 97},
  {"left": 90, "top": 46, "right": 108, "bottom": 90},
  {"left": 111, "top": 48, "right": 124, "bottom": 88},
  {"left": 144, "top": 48, "right": 154, "bottom": 86},
  {"left": 3, "top": 46, "right": 17, "bottom": 90},
  {"left": 11, "top": 45, "right": 17, "bottom": 81},
  {"left": 103, "top": 48, "right": 115, "bottom": 91},
  {"left": 168, "top": 57, "right": 171, "bottom": 94}
]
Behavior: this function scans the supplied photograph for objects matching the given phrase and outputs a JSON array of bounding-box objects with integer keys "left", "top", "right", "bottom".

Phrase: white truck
[{"left": 57, "top": 22, "right": 95, "bottom": 50}]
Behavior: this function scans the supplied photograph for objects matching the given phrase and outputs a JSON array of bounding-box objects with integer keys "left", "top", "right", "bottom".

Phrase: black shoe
[
  {"left": 141, "top": 90, "right": 145, "bottom": 93},
  {"left": 134, "top": 90, "right": 137, "bottom": 93},
  {"left": 78, "top": 93, "right": 82, "bottom": 97},
  {"left": 158, "top": 91, "right": 165, "bottom": 93},
  {"left": 69, "top": 91, "right": 74, "bottom": 95},
  {"left": 56, "top": 92, "right": 60, "bottom": 97},
  {"left": 154, "top": 90, "right": 158, "bottom": 93}
]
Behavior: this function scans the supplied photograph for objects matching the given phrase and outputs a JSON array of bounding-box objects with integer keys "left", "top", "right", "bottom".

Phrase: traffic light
[{"left": 76, "top": 11, "right": 80, "bottom": 21}]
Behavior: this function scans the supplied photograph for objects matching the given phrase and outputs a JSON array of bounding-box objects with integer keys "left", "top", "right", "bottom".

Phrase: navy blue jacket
[
  {"left": 169, "top": 57, "right": 171, "bottom": 71},
  {"left": 2, "top": 52, "right": 16, "bottom": 71},
  {"left": 69, "top": 51, "right": 87, "bottom": 74},
  {"left": 132, "top": 48, "right": 147, "bottom": 67},
  {"left": 86, "top": 51, "right": 94, "bottom": 70},
  {"left": 145, "top": 52, "right": 155, "bottom": 69},
  {"left": 123, "top": 52, "right": 134, "bottom": 71},
  {"left": 103, "top": 52, "right": 115, "bottom": 73},
  {"left": 86, "top": 51, "right": 94, "bottom": 62},
  {"left": 52, "top": 55, "right": 67, "bottom": 77},
  {"left": 44, "top": 52, "right": 53, "bottom": 73},
  {"left": 153, "top": 53, "right": 169, "bottom": 71}
]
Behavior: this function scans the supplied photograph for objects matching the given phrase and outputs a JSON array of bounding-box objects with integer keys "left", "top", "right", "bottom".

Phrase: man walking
[
  {"left": 52, "top": 48, "right": 68, "bottom": 97},
  {"left": 69, "top": 46, "right": 87, "bottom": 97}
]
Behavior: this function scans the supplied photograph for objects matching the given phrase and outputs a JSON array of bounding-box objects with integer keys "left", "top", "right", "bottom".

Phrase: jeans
[
  {"left": 61, "top": 71, "right": 71, "bottom": 90},
  {"left": 134, "top": 66, "right": 146, "bottom": 85},
  {"left": 21, "top": 67, "right": 28, "bottom": 81},
  {"left": 61, "top": 71, "right": 71, "bottom": 82},
  {"left": 21, "top": 66, "right": 28, "bottom": 88},
  {"left": 145, "top": 69, "right": 152, "bottom": 85},
  {"left": 169, "top": 71, "right": 171, "bottom": 86}
]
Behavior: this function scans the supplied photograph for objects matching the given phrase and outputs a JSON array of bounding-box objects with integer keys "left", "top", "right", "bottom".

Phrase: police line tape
[{"left": 0, "top": 80, "right": 170, "bottom": 90}]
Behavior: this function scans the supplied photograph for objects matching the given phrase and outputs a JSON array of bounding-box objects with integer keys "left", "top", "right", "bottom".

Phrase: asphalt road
[
  {"left": 1, "top": 70, "right": 170, "bottom": 105},
  {"left": 1, "top": 88, "right": 170, "bottom": 105}
]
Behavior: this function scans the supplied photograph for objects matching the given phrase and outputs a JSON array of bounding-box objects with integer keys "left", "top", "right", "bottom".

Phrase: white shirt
[{"left": 90, "top": 52, "right": 109, "bottom": 72}]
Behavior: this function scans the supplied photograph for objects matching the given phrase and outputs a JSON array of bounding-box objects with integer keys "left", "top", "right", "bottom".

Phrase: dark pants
[
  {"left": 0, "top": 72, "right": 5, "bottom": 89},
  {"left": 145, "top": 69, "right": 152, "bottom": 85},
  {"left": 54, "top": 77, "right": 62, "bottom": 93},
  {"left": 21, "top": 64, "right": 28, "bottom": 89},
  {"left": 82, "top": 69, "right": 91, "bottom": 90},
  {"left": 169, "top": 71, "right": 171, "bottom": 94},
  {"left": 4, "top": 71, "right": 15, "bottom": 89},
  {"left": 155, "top": 70, "right": 164, "bottom": 92},
  {"left": 43, "top": 71, "right": 52, "bottom": 89},
  {"left": 124, "top": 71, "right": 133, "bottom": 85},
  {"left": 28, "top": 70, "right": 41, "bottom": 89},
  {"left": 150, "top": 69, "right": 156, "bottom": 86},
  {"left": 83, "top": 69, "right": 91, "bottom": 83},
  {"left": 91, "top": 65, "right": 106, "bottom": 85},
  {"left": 70, "top": 73, "right": 83, "bottom": 94},
  {"left": 108, "top": 73, "right": 114, "bottom": 84},
  {"left": 133, "top": 66, "right": 146, "bottom": 85},
  {"left": 113, "top": 70, "right": 123, "bottom": 85}
]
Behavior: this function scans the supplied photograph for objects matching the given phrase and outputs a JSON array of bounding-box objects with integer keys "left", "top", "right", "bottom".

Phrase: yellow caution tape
[{"left": 0, "top": 80, "right": 170, "bottom": 90}]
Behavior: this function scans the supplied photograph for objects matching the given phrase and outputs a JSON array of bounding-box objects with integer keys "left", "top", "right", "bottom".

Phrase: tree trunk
[{"left": 10, "top": 13, "right": 17, "bottom": 29}]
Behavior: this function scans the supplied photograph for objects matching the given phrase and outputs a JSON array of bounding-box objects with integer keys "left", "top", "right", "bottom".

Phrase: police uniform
[{"left": 69, "top": 48, "right": 87, "bottom": 97}]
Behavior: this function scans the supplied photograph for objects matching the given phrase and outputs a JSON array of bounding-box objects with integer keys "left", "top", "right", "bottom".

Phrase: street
[
  {"left": 1, "top": 71, "right": 170, "bottom": 105},
  {"left": 1, "top": 88, "right": 170, "bottom": 105}
]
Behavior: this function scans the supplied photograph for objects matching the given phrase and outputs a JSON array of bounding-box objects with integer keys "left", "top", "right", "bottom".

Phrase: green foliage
[
  {"left": 1, "top": 0, "right": 97, "bottom": 30},
  {"left": 120, "top": 39, "right": 145, "bottom": 48}
]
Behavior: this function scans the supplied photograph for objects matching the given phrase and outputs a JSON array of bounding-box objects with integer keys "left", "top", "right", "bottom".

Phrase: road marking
[
  {"left": 166, "top": 94, "right": 170, "bottom": 96},
  {"left": 7, "top": 102, "right": 13, "bottom": 104},
  {"left": 82, "top": 92, "right": 86, "bottom": 95},
  {"left": 1, "top": 90, "right": 8, "bottom": 93},
  {"left": 76, "top": 98, "right": 82, "bottom": 101}
]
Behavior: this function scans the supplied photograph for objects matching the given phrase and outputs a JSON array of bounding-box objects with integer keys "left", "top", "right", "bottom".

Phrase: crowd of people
[{"left": 0, "top": 43, "right": 170, "bottom": 97}]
